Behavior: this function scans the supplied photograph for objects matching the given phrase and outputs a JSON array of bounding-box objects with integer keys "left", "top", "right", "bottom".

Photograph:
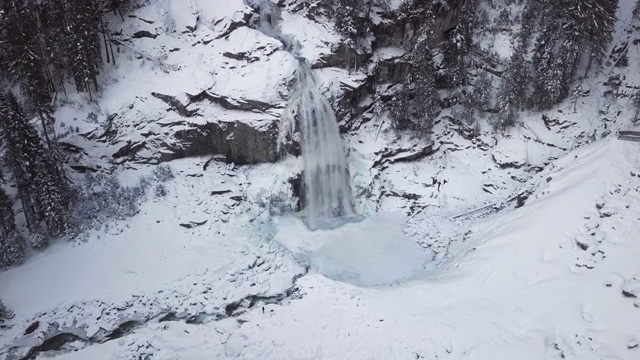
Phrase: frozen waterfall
[
  {"left": 253, "top": 0, "right": 355, "bottom": 229},
  {"left": 295, "top": 60, "right": 354, "bottom": 229}
]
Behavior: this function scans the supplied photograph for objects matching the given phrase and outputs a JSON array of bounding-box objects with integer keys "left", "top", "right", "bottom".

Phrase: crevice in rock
[
  {"left": 151, "top": 92, "right": 200, "bottom": 118},
  {"left": 186, "top": 90, "right": 275, "bottom": 113},
  {"left": 372, "top": 145, "right": 437, "bottom": 170}
]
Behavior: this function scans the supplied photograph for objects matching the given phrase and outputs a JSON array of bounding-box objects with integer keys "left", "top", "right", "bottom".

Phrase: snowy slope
[
  {"left": 7, "top": 137, "right": 637, "bottom": 360},
  {"left": 2, "top": 0, "right": 640, "bottom": 359}
]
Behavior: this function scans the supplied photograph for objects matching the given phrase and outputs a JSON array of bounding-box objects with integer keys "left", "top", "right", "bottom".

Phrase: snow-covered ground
[
  {"left": 3, "top": 137, "right": 639, "bottom": 359},
  {"left": 2, "top": 0, "right": 640, "bottom": 359}
]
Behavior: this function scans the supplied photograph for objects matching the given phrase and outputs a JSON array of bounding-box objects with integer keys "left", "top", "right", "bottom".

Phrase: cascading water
[
  {"left": 252, "top": 0, "right": 355, "bottom": 229},
  {"left": 296, "top": 60, "right": 354, "bottom": 229}
]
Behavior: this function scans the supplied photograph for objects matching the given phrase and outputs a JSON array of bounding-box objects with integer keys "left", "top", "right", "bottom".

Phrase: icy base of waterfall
[
  {"left": 300, "top": 212, "right": 363, "bottom": 231},
  {"left": 273, "top": 212, "right": 436, "bottom": 286}
]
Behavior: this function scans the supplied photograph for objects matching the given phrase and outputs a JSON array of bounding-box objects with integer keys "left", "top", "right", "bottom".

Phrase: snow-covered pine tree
[
  {"left": 65, "top": 0, "right": 103, "bottom": 95},
  {"left": 411, "top": 33, "right": 440, "bottom": 134},
  {"left": 528, "top": 0, "right": 617, "bottom": 110},
  {"left": 40, "top": 0, "right": 73, "bottom": 93},
  {"left": 438, "top": 0, "right": 477, "bottom": 88},
  {"left": 389, "top": 79, "right": 412, "bottom": 130},
  {"left": 0, "top": 188, "right": 26, "bottom": 268},
  {"left": 1, "top": 0, "right": 54, "bottom": 115},
  {"left": 0, "top": 0, "right": 60, "bottom": 149},
  {"left": 0, "top": 93, "right": 70, "bottom": 243},
  {"left": 335, "top": 0, "right": 359, "bottom": 38},
  {"left": 494, "top": 36, "right": 528, "bottom": 128},
  {"left": 0, "top": 93, "right": 46, "bottom": 235},
  {"left": 470, "top": 72, "right": 492, "bottom": 112},
  {"left": 0, "top": 298, "right": 13, "bottom": 321},
  {"left": 32, "top": 156, "right": 71, "bottom": 237},
  {"left": 566, "top": 0, "right": 618, "bottom": 76}
]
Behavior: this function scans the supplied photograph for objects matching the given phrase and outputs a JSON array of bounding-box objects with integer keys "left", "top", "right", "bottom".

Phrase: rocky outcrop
[
  {"left": 215, "top": 8, "right": 253, "bottom": 39},
  {"left": 107, "top": 118, "right": 279, "bottom": 165},
  {"left": 142, "top": 121, "right": 278, "bottom": 165},
  {"left": 186, "top": 91, "right": 275, "bottom": 113},
  {"left": 166, "top": 120, "right": 279, "bottom": 165},
  {"left": 312, "top": 42, "right": 369, "bottom": 70},
  {"left": 335, "top": 78, "right": 375, "bottom": 132},
  {"left": 374, "top": 57, "right": 411, "bottom": 84}
]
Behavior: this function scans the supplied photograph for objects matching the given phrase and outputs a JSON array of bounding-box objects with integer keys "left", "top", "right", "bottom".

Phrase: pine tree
[
  {"left": 0, "top": 188, "right": 26, "bottom": 268},
  {"left": 527, "top": 0, "right": 618, "bottom": 110},
  {"left": 567, "top": 0, "right": 618, "bottom": 76},
  {"left": 389, "top": 30, "right": 440, "bottom": 135},
  {"left": 335, "top": 0, "right": 359, "bottom": 38},
  {"left": 65, "top": 0, "right": 103, "bottom": 94},
  {"left": 495, "top": 36, "right": 528, "bottom": 126},
  {"left": 0, "top": 93, "right": 70, "bottom": 241},
  {"left": 1, "top": 0, "right": 54, "bottom": 112},
  {"left": 0, "top": 298, "right": 14, "bottom": 321},
  {"left": 0, "top": 93, "right": 46, "bottom": 233},
  {"left": 32, "top": 157, "right": 71, "bottom": 237},
  {"left": 0, "top": 0, "right": 57, "bottom": 148},
  {"left": 438, "top": 0, "right": 476, "bottom": 88},
  {"left": 495, "top": 86, "right": 518, "bottom": 130},
  {"left": 471, "top": 72, "right": 492, "bottom": 112},
  {"left": 40, "top": 0, "right": 73, "bottom": 93},
  {"left": 411, "top": 33, "right": 440, "bottom": 133}
]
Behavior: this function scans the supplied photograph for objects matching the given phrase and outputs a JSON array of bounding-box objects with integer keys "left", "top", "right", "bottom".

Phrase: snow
[
  {"left": 278, "top": 10, "right": 341, "bottom": 63},
  {"left": 4, "top": 135, "right": 640, "bottom": 359},
  {"left": 274, "top": 212, "right": 433, "bottom": 286},
  {"left": 2, "top": 0, "right": 640, "bottom": 359}
]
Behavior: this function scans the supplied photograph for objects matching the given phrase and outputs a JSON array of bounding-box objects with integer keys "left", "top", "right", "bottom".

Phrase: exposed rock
[
  {"left": 335, "top": 78, "right": 375, "bottom": 132},
  {"left": 24, "top": 321, "right": 39, "bottom": 336},
  {"left": 372, "top": 145, "right": 437, "bottom": 169},
  {"left": 312, "top": 42, "right": 369, "bottom": 70},
  {"left": 288, "top": 173, "right": 304, "bottom": 211},
  {"left": 179, "top": 220, "right": 208, "bottom": 229},
  {"left": 69, "top": 165, "right": 98, "bottom": 173},
  {"left": 168, "top": 120, "right": 279, "bottom": 165},
  {"left": 186, "top": 91, "right": 275, "bottom": 112},
  {"left": 132, "top": 30, "right": 157, "bottom": 39},
  {"left": 215, "top": 9, "right": 253, "bottom": 39},
  {"left": 112, "top": 141, "right": 147, "bottom": 161},
  {"left": 151, "top": 92, "right": 200, "bottom": 117},
  {"left": 58, "top": 142, "right": 86, "bottom": 154},
  {"left": 223, "top": 51, "right": 260, "bottom": 62},
  {"left": 374, "top": 57, "right": 411, "bottom": 84}
]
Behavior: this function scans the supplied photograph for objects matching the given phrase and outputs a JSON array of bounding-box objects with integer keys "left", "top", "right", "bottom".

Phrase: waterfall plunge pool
[{"left": 273, "top": 212, "right": 436, "bottom": 287}]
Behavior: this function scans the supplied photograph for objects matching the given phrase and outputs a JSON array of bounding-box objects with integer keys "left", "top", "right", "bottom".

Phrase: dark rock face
[
  {"left": 374, "top": 57, "right": 411, "bottom": 84},
  {"left": 288, "top": 172, "right": 304, "bottom": 211},
  {"left": 431, "top": 0, "right": 466, "bottom": 45},
  {"left": 169, "top": 120, "right": 279, "bottom": 165},
  {"left": 109, "top": 119, "right": 279, "bottom": 165},
  {"left": 335, "top": 78, "right": 375, "bottom": 132},
  {"left": 312, "top": 42, "right": 369, "bottom": 70},
  {"left": 215, "top": 9, "right": 253, "bottom": 39},
  {"left": 132, "top": 30, "right": 157, "bottom": 39},
  {"left": 186, "top": 91, "right": 274, "bottom": 113}
]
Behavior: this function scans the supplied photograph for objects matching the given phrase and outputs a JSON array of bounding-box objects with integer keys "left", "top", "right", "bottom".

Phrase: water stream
[{"left": 253, "top": 0, "right": 355, "bottom": 230}]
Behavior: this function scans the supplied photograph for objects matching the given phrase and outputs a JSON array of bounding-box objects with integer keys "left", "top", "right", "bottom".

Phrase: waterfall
[
  {"left": 296, "top": 59, "right": 354, "bottom": 229},
  {"left": 253, "top": 0, "right": 355, "bottom": 229}
]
